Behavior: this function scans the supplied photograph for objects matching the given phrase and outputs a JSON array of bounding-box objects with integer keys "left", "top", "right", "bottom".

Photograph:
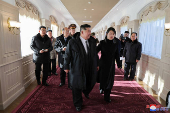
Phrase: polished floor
[{"left": 0, "top": 75, "right": 167, "bottom": 113}]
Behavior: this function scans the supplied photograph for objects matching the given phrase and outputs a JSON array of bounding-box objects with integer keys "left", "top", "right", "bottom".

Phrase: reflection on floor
[{"left": 0, "top": 76, "right": 167, "bottom": 113}]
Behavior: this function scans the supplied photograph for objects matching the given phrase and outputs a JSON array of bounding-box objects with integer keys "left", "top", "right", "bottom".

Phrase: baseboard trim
[{"left": 0, "top": 87, "right": 25, "bottom": 110}]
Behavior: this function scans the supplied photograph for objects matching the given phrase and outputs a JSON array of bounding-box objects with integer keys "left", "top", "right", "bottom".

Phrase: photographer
[
  {"left": 54, "top": 27, "right": 72, "bottom": 87},
  {"left": 119, "top": 31, "right": 131, "bottom": 67},
  {"left": 30, "top": 26, "right": 53, "bottom": 86}
]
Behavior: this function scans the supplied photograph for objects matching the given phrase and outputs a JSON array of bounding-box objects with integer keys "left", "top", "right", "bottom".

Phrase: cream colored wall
[
  {"left": 136, "top": 2, "right": 170, "bottom": 101},
  {"left": 0, "top": 1, "right": 25, "bottom": 109}
]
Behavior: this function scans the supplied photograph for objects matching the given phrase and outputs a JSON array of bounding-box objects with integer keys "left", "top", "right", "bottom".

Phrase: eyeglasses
[{"left": 40, "top": 29, "right": 46, "bottom": 32}]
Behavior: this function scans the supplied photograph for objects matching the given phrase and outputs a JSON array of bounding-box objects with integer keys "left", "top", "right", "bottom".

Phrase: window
[
  {"left": 121, "top": 26, "right": 127, "bottom": 34},
  {"left": 19, "top": 14, "right": 40, "bottom": 57},
  {"left": 139, "top": 17, "right": 165, "bottom": 59},
  {"left": 51, "top": 24, "right": 58, "bottom": 38}
]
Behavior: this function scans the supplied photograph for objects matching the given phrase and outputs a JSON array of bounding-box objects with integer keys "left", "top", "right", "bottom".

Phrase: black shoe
[
  {"left": 123, "top": 78, "right": 128, "bottom": 81},
  {"left": 104, "top": 99, "right": 111, "bottom": 103},
  {"left": 59, "top": 83, "right": 65, "bottom": 87},
  {"left": 100, "top": 89, "right": 104, "bottom": 94},
  {"left": 84, "top": 94, "right": 90, "bottom": 99},
  {"left": 68, "top": 85, "right": 72, "bottom": 90},
  {"left": 48, "top": 72, "right": 51, "bottom": 76},
  {"left": 76, "top": 107, "right": 82, "bottom": 112},
  {"left": 129, "top": 78, "right": 134, "bottom": 81},
  {"left": 42, "top": 83, "right": 49, "bottom": 86},
  {"left": 53, "top": 72, "right": 58, "bottom": 75},
  {"left": 37, "top": 81, "right": 41, "bottom": 85}
]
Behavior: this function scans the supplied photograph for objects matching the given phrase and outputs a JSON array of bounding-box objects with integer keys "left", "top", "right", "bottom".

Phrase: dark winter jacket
[
  {"left": 30, "top": 33, "right": 53, "bottom": 63},
  {"left": 123, "top": 39, "right": 142, "bottom": 63}
]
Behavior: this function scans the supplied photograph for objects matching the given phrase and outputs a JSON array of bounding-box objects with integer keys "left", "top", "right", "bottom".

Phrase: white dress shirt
[{"left": 80, "top": 36, "right": 89, "bottom": 54}]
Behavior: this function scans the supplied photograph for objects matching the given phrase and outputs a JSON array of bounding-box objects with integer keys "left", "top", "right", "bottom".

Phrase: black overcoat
[
  {"left": 97, "top": 38, "right": 121, "bottom": 90},
  {"left": 64, "top": 34, "right": 98, "bottom": 89}
]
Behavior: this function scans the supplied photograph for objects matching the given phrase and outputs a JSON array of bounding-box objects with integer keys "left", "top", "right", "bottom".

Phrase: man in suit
[
  {"left": 54, "top": 27, "right": 72, "bottom": 87},
  {"left": 30, "top": 26, "right": 53, "bottom": 86},
  {"left": 47, "top": 30, "right": 58, "bottom": 76},
  {"left": 64, "top": 24, "right": 99, "bottom": 111}
]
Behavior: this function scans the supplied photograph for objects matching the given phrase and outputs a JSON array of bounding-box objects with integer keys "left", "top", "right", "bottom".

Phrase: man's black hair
[
  {"left": 125, "top": 31, "right": 129, "bottom": 34},
  {"left": 46, "top": 30, "right": 52, "bottom": 33},
  {"left": 131, "top": 32, "right": 137, "bottom": 36},
  {"left": 80, "top": 24, "right": 91, "bottom": 32},
  {"left": 39, "top": 26, "right": 46, "bottom": 30}
]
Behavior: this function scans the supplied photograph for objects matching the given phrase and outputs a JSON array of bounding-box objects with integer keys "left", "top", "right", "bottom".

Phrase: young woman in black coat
[{"left": 97, "top": 27, "right": 121, "bottom": 102}]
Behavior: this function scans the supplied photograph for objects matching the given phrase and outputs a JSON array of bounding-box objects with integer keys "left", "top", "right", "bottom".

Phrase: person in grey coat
[
  {"left": 47, "top": 30, "right": 58, "bottom": 76},
  {"left": 54, "top": 27, "right": 72, "bottom": 87},
  {"left": 123, "top": 32, "right": 142, "bottom": 81}
]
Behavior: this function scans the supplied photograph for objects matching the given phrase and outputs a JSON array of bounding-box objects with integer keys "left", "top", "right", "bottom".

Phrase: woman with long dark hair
[{"left": 97, "top": 27, "right": 121, "bottom": 102}]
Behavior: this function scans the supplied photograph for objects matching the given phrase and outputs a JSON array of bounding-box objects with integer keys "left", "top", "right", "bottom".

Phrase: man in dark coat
[
  {"left": 91, "top": 32, "right": 99, "bottom": 45},
  {"left": 64, "top": 24, "right": 99, "bottom": 111},
  {"left": 54, "top": 27, "right": 72, "bottom": 87},
  {"left": 123, "top": 32, "right": 142, "bottom": 81},
  {"left": 30, "top": 26, "right": 53, "bottom": 86}
]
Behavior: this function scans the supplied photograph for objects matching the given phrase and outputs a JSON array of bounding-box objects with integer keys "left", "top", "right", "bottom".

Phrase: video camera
[{"left": 119, "top": 34, "right": 126, "bottom": 40}]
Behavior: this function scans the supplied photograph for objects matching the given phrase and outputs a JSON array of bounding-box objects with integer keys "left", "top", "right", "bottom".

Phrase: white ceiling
[{"left": 44, "top": 0, "right": 156, "bottom": 32}]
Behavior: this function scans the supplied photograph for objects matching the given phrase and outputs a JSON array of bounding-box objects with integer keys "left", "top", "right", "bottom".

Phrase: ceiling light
[
  {"left": 88, "top": 1, "right": 92, "bottom": 4},
  {"left": 83, "top": 21, "right": 92, "bottom": 23},
  {"left": 117, "top": 9, "right": 118, "bottom": 10},
  {"left": 90, "top": 16, "right": 92, "bottom": 18},
  {"left": 85, "top": 16, "right": 86, "bottom": 18},
  {"left": 84, "top": 9, "right": 87, "bottom": 10},
  {"left": 92, "top": 9, "right": 94, "bottom": 10}
]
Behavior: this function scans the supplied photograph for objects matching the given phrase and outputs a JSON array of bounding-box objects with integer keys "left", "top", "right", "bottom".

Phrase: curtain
[
  {"left": 139, "top": 17, "right": 165, "bottom": 59},
  {"left": 121, "top": 26, "right": 128, "bottom": 34},
  {"left": 19, "top": 14, "right": 40, "bottom": 57},
  {"left": 51, "top": 24, "right": 58, "bottom": 38}
]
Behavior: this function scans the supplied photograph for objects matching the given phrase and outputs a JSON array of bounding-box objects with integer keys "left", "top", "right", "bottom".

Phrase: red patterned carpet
[{"left": 12, "top": 67, "right": 169, "bottom": 113}]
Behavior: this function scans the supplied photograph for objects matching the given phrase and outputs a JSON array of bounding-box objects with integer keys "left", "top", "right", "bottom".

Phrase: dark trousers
[
  {"left": 60, "top": 68, "right": 70, "bottom": 87},
  {"left": 72, "top": 79, "right": 94, "bottom": 108},
  {"left": 124, "top": 62, "right": 137, "bottom": 79},
  {"left": 35, "top": 63, "right": 49, "bottom": 84},
  {"left": 60, "top": 68, "right": 66, "bottom": 84},
  {"left": 72, "top": 88, "right": 83, "bottom": 107},
  {"left": 49, "top": 59, "right": 56, "bottom": 74},
  {"left": 104, "top": 89, "right": 111, "bottom": 100}
]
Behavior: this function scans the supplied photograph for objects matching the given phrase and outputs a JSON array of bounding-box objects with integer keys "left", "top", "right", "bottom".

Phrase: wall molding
[
  {"left": 49, "top": 15, "right": 58, "bottom": 26},
  {"left": 120, "top": 16, "right": 129, "bottom": 27},
  {"left": 139, "top": 0, "right": 168, "bottom": 23},
  {"left": 15, "top": 0, "right": 39, "bottom": 16}
]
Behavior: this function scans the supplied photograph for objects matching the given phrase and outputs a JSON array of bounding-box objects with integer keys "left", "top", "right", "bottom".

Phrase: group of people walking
[{"left": 30, "top": 23, "right": 142, "bottom": 112}]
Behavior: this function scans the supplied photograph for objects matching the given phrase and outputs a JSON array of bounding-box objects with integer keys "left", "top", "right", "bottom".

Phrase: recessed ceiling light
[
  {"left": 84, "top": 9, "right": 87, "bottom": 10},
  {"left": 88, "top": 1, "right": 92, "bottom": 4},
  {"left": 83, "top": 21, "right": 92, "bottom": 23},
  {"left": 92, "top": 9, "right": 94, "bottom": 10},
  {"left": 90, "top": 16, "right": 92, "bottom": 18}
]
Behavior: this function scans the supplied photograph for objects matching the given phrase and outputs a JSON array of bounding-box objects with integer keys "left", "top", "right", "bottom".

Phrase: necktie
[{"left": 85, "top": 40, "right": 90, "bottom": 54}]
